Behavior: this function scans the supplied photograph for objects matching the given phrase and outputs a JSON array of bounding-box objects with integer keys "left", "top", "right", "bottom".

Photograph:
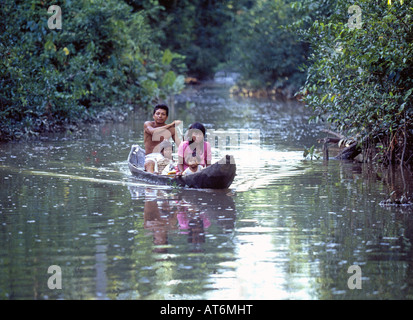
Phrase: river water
[{"left": 1, "top": 81, "right": 413, "bottom": 300}]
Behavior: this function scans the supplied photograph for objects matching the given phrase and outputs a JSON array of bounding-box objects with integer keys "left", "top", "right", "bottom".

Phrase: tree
[
  {"left": 294, "top": 0, "right": 413, "bottom": 166},
  {"left": 227, "top": 0, "right": 308, "bottom": 92},
  {"left": 0, "top": 0, "right": 185, "bottom": 140},
  {"left": 152, "top": 0, "right": 251, "bottom": 79}
]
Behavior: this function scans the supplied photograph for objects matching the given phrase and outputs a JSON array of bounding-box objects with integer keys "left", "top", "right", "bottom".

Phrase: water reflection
[
  {"left": 143, "top": 197, "right": 179, "bottom": 251},
  {"left": 129, "top": 186, "right": 236, "bottom": 254},
  {"left": 95, "top": 239, "right": 108, "bottom": 300},
  {"left": 123, "top": 185, "right": 239, "bottom": 299},
  {"left": 1, "top": 81, "right": 413, "bottom": 300}
]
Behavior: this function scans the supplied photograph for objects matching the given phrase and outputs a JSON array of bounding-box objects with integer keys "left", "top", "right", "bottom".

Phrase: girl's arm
[
  {"left": 177, "top": 156, "right": 185, "bottom": 175},
  {"left": 177, "top": 141, "right": 186, "bottom": 175}
]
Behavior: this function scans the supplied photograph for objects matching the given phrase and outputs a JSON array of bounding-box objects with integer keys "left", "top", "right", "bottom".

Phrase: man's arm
[
  {"left": 144, "top": 120, "right": 180, "bottom": 136},
  {"left": 171, "top": 121, "right": 182, "bottom": 148},
  {"left": 144, "top": 121, "right": 182, "bottom": 156}
]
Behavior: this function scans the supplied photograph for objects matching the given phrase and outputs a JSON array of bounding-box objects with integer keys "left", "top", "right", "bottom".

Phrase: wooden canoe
[{"left": 127, "top": 145, "right": 236, "bottom": 189}]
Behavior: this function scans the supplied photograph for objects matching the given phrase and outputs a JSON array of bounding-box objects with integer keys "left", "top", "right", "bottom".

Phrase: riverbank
[
  {"left": 229, "top": 84, "right": 301, "bottom": 101},
  {"left": 1, "top": 79, "right": 413, "bottom": 300},
  {"left": 0, "top": 104, "right": 134, "bottom": 143},
  {"left": 1, "top": 69, "right": 304, "bottom": 143}
]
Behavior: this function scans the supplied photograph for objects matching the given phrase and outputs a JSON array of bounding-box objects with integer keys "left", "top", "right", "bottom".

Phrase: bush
[
  {"left": 295, "top": 0, "right": 413, "bottom": 165},
  {"left": 0, "top": 0, "right": 185, "bottom": 141},
  {"left": 228, "top": 0, "right": 309, "bottom": 91}
]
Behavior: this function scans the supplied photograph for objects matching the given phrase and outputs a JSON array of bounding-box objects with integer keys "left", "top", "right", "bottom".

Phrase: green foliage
[
  {"left": 0, "top": 0, "right": 185, "bottom": 141},
  {"left": 303, "top": 145, "right": 320, "bottom": 160},
  {"left": 294, "top": 0, "right": 413, "bottom": 165},
  {"left": 131, "top": 0, "right": 308, "bottom": 89},
  {"left": 150, "top": 0, "right": 252, "bottom": 79},
  {"left": 228, "top": 0, "right": 309, "bottom": 91},
  {"left": 4, "top": 0, "right": 410, "bottom": 168}
]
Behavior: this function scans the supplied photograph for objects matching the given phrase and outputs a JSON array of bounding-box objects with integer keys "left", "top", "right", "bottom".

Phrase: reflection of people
[
  {"left": 143, "top": 191, "right": 178, "bottom": 253},
  {"left": 177, "top": 122, "right": 211, "bottom": 175},
  {"left": 188, "top": 217, "right": 205, "bottom": 244},
  {"left": 182, "top": 155, "right": 203, "bottom": 176},
  {"left": 177, "top": 204, "right": 211, "bottom": 246},
  {"left": 144, "top": 104, "right": 181, "bottom": 173},
  {"left": 134, "top": 186, "right": 236, "bottom": 253}
]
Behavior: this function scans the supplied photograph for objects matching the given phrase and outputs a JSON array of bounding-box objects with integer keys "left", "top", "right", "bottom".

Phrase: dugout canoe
[{"left": 127, "top": 145, "right": 236, "bottom": 189}]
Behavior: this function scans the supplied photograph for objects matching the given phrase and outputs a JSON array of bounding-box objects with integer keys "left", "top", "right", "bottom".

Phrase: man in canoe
[{"left": 144, "top": 104, "right": 181, "bottom": 173}]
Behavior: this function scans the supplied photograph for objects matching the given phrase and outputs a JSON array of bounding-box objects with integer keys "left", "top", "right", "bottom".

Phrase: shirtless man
[{"left": 144, "top": 104, "right": 181, "bottom": 173}]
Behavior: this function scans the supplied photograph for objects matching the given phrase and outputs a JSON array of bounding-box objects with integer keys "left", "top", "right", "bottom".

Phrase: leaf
[
  {"left": 404, "top": 88, "right": 413, "bottom": 100},
  {"left": 161, "top": 71, "right": 176, "bottom": 88},
  {"left": 44, "top": 39, "right": 56, "bottom": 52},
  {"left": 162, "top": 49, "right": 173, "bottom": 65},
  {"left": 147, "top": 72, "right": 157, "bottom": 79},
  {"left": 172, "top": 75, "right": 185, "bottom": 93}
]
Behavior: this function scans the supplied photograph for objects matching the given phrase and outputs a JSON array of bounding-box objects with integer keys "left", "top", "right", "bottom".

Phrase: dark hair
[
  {"left": 153, "top": 104, "right": 169, "bottom": 116},
  {"left": 188, "top": 122, "right": 206, "bottom": 137},
  {"left": 187, "top": 122, "right": 206, "bottom": 156}
]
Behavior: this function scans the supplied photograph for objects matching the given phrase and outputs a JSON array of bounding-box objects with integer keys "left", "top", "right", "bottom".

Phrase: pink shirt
[
  {"left": 177, "top": 213, "right": 211, "bottom": 232},
  {"left": 177, "top": 141, "right": 212, "bottom": 170}
]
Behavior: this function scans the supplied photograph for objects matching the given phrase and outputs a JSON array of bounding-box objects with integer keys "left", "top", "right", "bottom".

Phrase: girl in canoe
[{"left": 177, "top": 122, "right": 212, "bottom": 175}]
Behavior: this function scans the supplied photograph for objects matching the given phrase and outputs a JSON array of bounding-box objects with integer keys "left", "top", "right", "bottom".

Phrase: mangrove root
[{"left": 318, "top": 129, "right": 362, "bottom": 161}]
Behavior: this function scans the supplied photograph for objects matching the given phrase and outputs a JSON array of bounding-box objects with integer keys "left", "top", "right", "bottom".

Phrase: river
[{"left": 1, "top": 79, "right": 412, "bottom": 300}]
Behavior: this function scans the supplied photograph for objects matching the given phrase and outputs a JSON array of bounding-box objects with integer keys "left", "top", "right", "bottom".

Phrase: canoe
[{"left": 127, "top": 145, "right": 236, "bottom": 189}]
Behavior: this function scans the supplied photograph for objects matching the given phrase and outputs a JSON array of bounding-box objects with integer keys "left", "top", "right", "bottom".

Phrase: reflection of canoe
[
  {"left": 128, "top": 186, "right": 237, "bottom": 232},
  {"left": 127, "top": 145, "right": 236, "bottom": 189}
]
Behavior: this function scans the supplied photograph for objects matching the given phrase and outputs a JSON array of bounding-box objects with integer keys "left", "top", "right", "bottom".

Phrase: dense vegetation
[
  {"left": 1, "top": 0, "right": 411, "bottom": 167},
  {"left": 149, "top": 0, "right": 308, "bottom": 90},
  {"left": 0, "top": 0, "right": 309, "bottom": 141},
  {"left": 0, "top": 0, "right": 185, "bottom": 140},
  {"left": 294, "top": 0, "right": 413, "bottom": 166},
  {"left": 228, "top": 0, "right": 308, "bottom": 91}
]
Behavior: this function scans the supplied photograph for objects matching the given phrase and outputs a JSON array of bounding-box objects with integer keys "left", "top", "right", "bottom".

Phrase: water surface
[{"left": 1, "top": 82, "right": 412, "bottom": 300}]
